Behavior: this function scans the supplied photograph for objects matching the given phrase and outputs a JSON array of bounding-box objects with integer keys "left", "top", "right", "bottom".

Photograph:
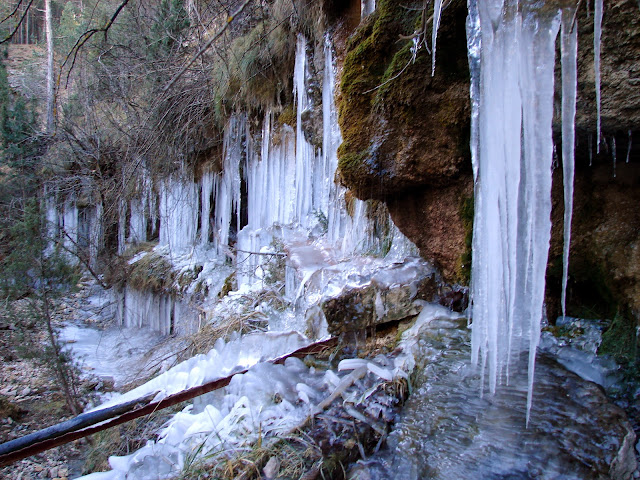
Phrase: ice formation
[
  {"left": 560, "top": 9, "right": 578, "bottom": 321},
  {"left": 594, "top": 0, "right": 603, "bottom": 153},
  {"left": 361, "top": 0, "right": 376, "bottom": 18},
  {"left": 42, "top": 184, "right": 103, "bottom": 266},
  {"left": 612, "top": 135, "right": 617, "bottom": 177},
  {"left": 77, "top": 301, "right": 455, "bottom": 480},
  {"left": 106, "top": 34, "right": 416, "bottom": 337},
  {"left": 467, "top": 0, "right": 579, "bottom": 421},
  {"left": 159, "top": 176, "right": 199, "bottom": 253},
  {"left": 431, "top": 0, "right": 443, "bottom": 76},
  {"left": 116, "top": 287, "right": 200, "bottom": 336}
]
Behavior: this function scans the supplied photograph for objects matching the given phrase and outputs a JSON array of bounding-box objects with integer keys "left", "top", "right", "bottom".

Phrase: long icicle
[
  {"left": 560, "top": 8, "right": 578, "bottom": 322},
  {"left": 432, "top": 0, "right": 443, "bottom": 76},
  {"left": 594, "top": 0, "right": 603, "bottom": 153}
]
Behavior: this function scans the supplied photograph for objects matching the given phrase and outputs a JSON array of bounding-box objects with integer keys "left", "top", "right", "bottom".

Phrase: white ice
[
  {"left": 594, "top": 0, "right": 603, "bottom": 153},
  {"left": 560, "top": 8, "right": 578, "bottom": 322},
  {"left": 468, "top": 0, "right": 573, "bottom": 423}
]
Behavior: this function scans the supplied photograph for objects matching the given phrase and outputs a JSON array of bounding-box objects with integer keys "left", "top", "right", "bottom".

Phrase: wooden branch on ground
[{"left": 0, "top": 336, "right": 338, "bottom": 467}]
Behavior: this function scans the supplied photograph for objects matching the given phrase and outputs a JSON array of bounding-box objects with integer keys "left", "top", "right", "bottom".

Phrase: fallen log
[{"left": 0, "top": 336, "right": 337, "bottom": 467}]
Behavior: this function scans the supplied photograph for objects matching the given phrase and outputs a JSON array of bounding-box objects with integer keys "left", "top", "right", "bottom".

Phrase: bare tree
[{"left": 45, "top": 0, "right": 54, "bottom": 132}]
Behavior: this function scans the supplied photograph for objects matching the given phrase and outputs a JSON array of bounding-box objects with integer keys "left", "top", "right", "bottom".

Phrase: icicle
[
  {"left": 361, "top": 0, "right": 375, "bottom": 18},
  {"left": 588, "top": 133, "right": 593, "bottom": 166},
  {"left": 199, "top": 171, "right": 214, "bottom": 245},
  {"left": 466, "top": 0, "right": 481, "bottom": 183},
  {"left": 118, "top": 199, "right": 127, "bottom": 255},
  {"left": 612, "top": 135, "right": 617, "bottom": 178},
  {"left": 469, "top": 0, "right": 561, "bottom": 424},
  {"left": 431, "top": 0, "right": 443, "bottom": 76},
  {"left": 294, "top": 35, "right": 313, "bottom": 225},
  {"left": 594, "top": 0, "right": 603, "bottom": 154},
  {"left": 627, "top": 130, "right": 632, "bottom": 163},
  {"left": 159, "top": 177, "right": 198, "bottom": 253},
  {"left": 560, "top": 8, "right": 578, "bottom": 324}
]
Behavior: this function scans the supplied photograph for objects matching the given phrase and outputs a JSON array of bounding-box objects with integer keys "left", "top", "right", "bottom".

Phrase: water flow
[{"left": 468, "top": 0, "right": 567, "bottom": 422}]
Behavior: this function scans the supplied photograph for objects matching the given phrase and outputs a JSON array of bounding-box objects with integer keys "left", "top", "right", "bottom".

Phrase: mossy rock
[
  {"left": 337, "top": 0, "right": 471, "bottom": 199},
  {"left": 0, "top": 395, "right": 23, "bottom": 419},
  {"left": 128, "top": 252, "right": 177, "bottom": 294}
]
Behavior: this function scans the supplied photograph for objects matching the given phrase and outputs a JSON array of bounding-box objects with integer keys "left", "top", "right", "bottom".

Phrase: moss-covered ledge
[
  {"left": 336, "top": 0, "right": 471, "bottom": 199},
  {"left": 335, "top": 0, "right": 473, "bottom": 282}
]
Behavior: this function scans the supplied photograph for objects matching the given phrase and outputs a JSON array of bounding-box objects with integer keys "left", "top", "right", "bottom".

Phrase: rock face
[
  {"left": 337, "top": 0, "right": 640, "bottom": 326},
  {"left": 546, "top": 0, "right": 640, "bottom": 325},
  {"left": 336, "top": 0, "right": 473, "bottom": 282}
]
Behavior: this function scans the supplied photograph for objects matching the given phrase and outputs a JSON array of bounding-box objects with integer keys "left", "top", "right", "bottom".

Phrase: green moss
[
  {"left": 337, "top": 148, "right": 368, "bottom": 180},
  {"left": 277, "top": 103, "right": 296, "bottom": 128},
  {"left": 338, "top": 0, "right": 421, "bottom": 169},
  {"left": 338, "top": 0, "right": 470, "bottom": 191},
  {"left": 600, "top": 312, "right": 637, "bottom": 364},
  {"left": 219, "top": 272, "right": 236, "bottom": 299}
]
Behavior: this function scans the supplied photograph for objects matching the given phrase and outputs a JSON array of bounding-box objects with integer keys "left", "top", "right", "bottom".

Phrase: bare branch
[
  {"left": 59, "top": 0, "right": 131, "bottom": 86},
  {"left": 0, "top": 0, "right": 25, "bottom": 24},
  {"left": 0, "top": 0, "right": 36, "bottom": 45},
  {"left": 163, "top": 0, "right": 253, "bottom": 92}
]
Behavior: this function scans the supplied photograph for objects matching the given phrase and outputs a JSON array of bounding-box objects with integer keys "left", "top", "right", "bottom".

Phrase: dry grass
[
  {"left": 180, "top": 311, "right": 268, "bottom": 359},
  {"left": 178, "top": 431, "right": 323, "bottom": 480}
]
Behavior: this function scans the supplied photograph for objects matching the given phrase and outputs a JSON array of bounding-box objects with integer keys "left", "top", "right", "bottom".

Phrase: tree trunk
[
  {"left": 45, "top": 0, "right": 54, "bottom": 133},
  {"left": 41, "top": 289, "right": 81, "bottom": 415}
]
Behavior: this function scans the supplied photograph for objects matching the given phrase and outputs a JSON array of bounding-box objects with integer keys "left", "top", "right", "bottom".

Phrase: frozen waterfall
[
  {"left": 467, "top": 0, "right": 579, "bottom": 422},
  {"left": 112, "top": 34, "right": 416, "bottom": 335}
]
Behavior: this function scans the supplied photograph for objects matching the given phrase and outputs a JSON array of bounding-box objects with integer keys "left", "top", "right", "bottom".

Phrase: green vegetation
[
  {"left": 600, "top": 312, "right": 637, "bottom": 364},
  {"left": 0, "top": 200, "right": 83, "bottom": 415}
]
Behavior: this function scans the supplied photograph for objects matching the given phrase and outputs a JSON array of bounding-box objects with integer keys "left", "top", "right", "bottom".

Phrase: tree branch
[
  {"left": 59, "top": 0, "right": 131, "bottom": 86},
  {"left": 0, "top": 0, "right": 36, "bottom": 45},
  {"left": 163, "top": 0, "right": 253, "bottom": 92}
]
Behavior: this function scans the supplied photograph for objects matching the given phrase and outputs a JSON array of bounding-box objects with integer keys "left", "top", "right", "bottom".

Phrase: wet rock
[
  {"left": 322, "top": 260, "right": 439, "bottom": 335},
  {"left": 336, "top": 0, "right": 473, "bottom": 282}
]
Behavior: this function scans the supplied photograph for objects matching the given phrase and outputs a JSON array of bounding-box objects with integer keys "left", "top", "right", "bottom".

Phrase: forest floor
[
  {"left": 0, "top": 306, "right": 89, "bottom": 479},
  {"left": 0, "top": 281, "right": 121, "bottom": 480}
]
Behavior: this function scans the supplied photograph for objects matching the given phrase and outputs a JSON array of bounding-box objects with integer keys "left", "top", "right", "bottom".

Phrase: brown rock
[{"left": 322, "top": 260, "right": 439, "bottom": 335}]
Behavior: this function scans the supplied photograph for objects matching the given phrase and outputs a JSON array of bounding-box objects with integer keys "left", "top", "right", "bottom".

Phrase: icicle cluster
[
  {"left": 43, "top": 184, "right": 102, "bottom": 266},
  {"left": 107, "top": 33, "right": 415, "bottom": 335},
  {"left": 467, "top": 0, "right": 579, "bottom": 422},
  {"left": 117, "top": 287, "right": 199, "bottom": 335}
]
